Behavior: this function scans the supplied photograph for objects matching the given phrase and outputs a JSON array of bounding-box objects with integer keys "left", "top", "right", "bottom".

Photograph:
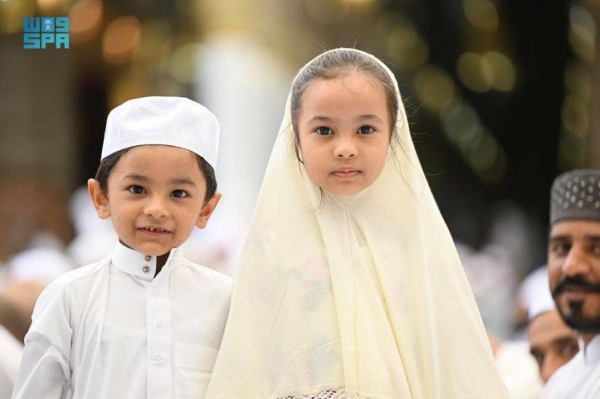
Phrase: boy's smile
[{"left": 89, "top": 145, "right": 221, "bottom": 258}]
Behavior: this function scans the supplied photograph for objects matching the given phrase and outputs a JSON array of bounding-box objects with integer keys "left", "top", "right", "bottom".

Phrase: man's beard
[{"left": 553, "top": 276, "right": 600, "bottom": 334}]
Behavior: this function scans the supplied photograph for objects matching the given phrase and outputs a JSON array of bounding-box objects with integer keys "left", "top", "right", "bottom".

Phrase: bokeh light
[
  {"left": 69, "top": 0, "right": 103, "bottom": 45},
  {"left": 463, "top": 0, "right": 499, "bottom": 33},
  {"left": 102, "top": 16, "right": 142, "bottom": 66}
]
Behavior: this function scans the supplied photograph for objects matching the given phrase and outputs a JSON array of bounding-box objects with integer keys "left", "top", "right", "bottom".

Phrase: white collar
[
  {"left": 580, "top": 334, "right": 600, "bottom": 365},
  {"left": 111, "top": 241, "right": 183, "bottom": 281}
]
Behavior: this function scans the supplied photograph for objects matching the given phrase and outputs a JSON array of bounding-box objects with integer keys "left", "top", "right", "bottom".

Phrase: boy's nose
[{"left": 144, "top": 197, "right": 169, "bottom": 218}]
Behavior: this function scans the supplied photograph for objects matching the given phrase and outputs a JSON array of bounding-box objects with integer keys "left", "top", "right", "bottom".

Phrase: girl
[{"left": 205, "top": 49, "right": 508, "bottom": 398}]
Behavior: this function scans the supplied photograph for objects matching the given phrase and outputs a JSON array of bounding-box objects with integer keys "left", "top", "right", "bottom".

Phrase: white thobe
[
  {"left": 0, "top": 325, "right": 22, "bottom": 399},
  {"left": 542, "top": 335, "right": 600, "bottom": 399},
  {"left": 12, "top": 242, "right": 232, "bottom": 399}
]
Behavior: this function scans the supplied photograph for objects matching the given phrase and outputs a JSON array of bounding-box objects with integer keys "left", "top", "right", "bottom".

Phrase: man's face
[
  {"left": 528, "top": 310, "right": 579, "bottom": 382},
  {"left": 548, "top": 220, "right": 600, "bottom": 333}
]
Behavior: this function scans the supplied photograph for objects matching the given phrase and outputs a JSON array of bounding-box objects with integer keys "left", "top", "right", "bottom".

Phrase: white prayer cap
[
  {"left": 8, "top": 247, "right": 75, "bottom": 285},
  {"left": 101, "top": 96, "right": 220, "bottom": 168},
  {"left": 519, "top": 266, "right": 556, "bottom": 321}
]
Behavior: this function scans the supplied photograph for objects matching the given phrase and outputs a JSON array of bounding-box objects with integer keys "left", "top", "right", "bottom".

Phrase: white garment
[
  {"left": 205, "top": 48, "right": 508, "bottom": 398},
  {"left": 12, "top": 242, "right": 232, "bottom": 399},
  {"left": 542, "top": 335, "right": 600, "bottom": 399},
  {"left": 0, "top": 325, "right": 22, "bottom": 399},
  {"left": 495, "top": 341, "right": 543, "bottom": 399}
]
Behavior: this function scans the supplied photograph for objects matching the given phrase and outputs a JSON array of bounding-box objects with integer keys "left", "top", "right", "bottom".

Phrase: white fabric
[
  {"left": 69, "top": 186, "right": 113, "bottom": 236},
  {"left": 101, "top": 97, "right": 220, "bottom": 168},
  {"left": 12, "top": 242, "right": 232, "bottom": 399},
  {"left": 205, "top": 49, "right": 508, "bottom": 399},
  {"left": 66, "top": 228, "right": 119, "bottom": 267},
  {"left": 0, "top": 325, "right": 22, "bottom": 399},
  {"left": 282, "top": 388, "right": 360, "bottom": 399},
  {"left": 495, "top": 341, "right": 543, "bottom": 399},
  {"left": 541, "top": 335, "right": 600, "bottom": 399},
  {"left": 518, "top": 266, "right": 555, "bottom": 321},
  {"left": 8, "top": 247, "right": 75, "bottom": 285}
]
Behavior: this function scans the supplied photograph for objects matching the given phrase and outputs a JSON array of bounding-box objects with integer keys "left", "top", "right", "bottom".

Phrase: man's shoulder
[{"left": 542, "top": 350, "right": 595, "bottom": 398}]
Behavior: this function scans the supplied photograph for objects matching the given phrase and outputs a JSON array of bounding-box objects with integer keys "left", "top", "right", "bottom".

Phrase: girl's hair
[
  {"left": 95, "top": 146, "right": 217, "bottom": 205},
  {"left": 290, "top": 49, "right": 400, "bottom": 159}
]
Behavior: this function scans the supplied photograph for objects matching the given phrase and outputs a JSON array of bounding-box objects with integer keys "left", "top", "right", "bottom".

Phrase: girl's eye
[
  {"left": 172, "top": 190, "right": 188, "bottom": 198},
  {"left": 128, "top": 185, "right": 145, "bottom": 194},
  {"left": 315, "top": 127, "right": 333, "bottom": 136},
  {"left": 358, "top": 125, "right": 375, "bottom": 134}
]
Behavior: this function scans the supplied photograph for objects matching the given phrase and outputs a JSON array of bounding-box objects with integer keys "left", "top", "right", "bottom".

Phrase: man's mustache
[{"left": 553, "top": 276, "right": 600, "bottom": 297}]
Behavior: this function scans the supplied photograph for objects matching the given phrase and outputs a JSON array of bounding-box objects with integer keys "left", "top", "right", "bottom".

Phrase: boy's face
[{"left": 89, "top": 145, "right": 220, "bottom": 257}]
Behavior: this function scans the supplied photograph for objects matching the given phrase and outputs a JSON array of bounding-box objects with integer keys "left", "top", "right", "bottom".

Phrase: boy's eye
[
  {"left": 128, "top": 185, "right": 145, "bottom": 194},
  {"left": 172, "top": 190, "right": 188, "bottom": 198},
  {"left": 315, "top": 127, "right": 333, "bottom": 136},
  {"left": 358, "top": 125, "right": 375, "bottom": 134}
]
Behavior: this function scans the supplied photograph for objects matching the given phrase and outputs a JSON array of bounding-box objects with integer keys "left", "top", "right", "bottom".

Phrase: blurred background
[{"left": 0, "top": 0, "right": 599, "bottom": 394}]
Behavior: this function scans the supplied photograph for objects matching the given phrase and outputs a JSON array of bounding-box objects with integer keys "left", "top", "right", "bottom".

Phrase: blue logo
[{"left": 23, "top": 17, "right": 70, "bottom": 50}]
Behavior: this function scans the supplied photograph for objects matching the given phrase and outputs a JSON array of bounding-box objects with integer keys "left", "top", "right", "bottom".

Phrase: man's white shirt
[
  {"left": 542, "top": 335, "right": 600, "bottom": 399},
  {"left": 11, "top": 242, "right": 232, "bottom": 399}
]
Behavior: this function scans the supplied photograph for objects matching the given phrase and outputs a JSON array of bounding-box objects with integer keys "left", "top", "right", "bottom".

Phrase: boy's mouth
[{"left": 139, "top": 227, "right": 171, "bottom": 235}]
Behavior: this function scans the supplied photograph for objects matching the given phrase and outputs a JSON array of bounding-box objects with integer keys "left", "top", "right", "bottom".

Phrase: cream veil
[{"left": 205, "top": 49, "right": 508, "bottom": 399}]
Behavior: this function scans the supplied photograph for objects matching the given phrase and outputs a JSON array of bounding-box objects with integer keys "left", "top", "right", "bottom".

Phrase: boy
[{"left": 12, "top": 97, "right": 232, "bottom": 399}]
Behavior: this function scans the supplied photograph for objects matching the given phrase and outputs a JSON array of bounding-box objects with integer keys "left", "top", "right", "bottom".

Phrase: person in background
[
  {"left": 525, "top": 266, "right": 579, "bottom": 383},
  {"left": 542, "top": 169, "right": 600, "bottom": 398}
]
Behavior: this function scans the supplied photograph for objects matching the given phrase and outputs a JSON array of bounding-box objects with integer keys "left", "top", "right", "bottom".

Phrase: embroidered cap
[
  {"left": 550, "top": 169, "right": 600, "bottom": 225},
  {"left": 101, "top": 96, "right": 220, "bottom": 169}
]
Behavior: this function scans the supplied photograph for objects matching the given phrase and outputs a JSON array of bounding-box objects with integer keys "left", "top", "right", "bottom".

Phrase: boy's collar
[{"left": 111, "top": 241, "right": 183, "bottom": 281}]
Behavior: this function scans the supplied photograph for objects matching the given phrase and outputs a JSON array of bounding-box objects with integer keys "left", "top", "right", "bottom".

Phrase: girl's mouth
[{"left": 332, "top": 170, "right": 360, "bottom": 179}]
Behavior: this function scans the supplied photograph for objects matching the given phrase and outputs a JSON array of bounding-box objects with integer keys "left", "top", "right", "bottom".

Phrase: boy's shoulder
[
  {"left": 179, "top": 258, "right": 233, "bottom": 288},
  {"left": 32, "top": 256, "right": 111, "bottom": 316},
  {"left": 48, "top": 255, "right": 111, "bottom": 290}
]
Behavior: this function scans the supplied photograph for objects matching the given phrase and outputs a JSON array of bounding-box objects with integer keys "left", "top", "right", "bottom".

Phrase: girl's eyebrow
[
  {"left": 307, "top": 114, "right": 384, "bottom": 124},
  {"left": 356, "top": 114, "right": 383, "bottom": 123},
  {"left": 307, "top": 115, "right": 333, "bottom": 124},
  {"left": 169, "top": 177, "right": 196, "bottom": 187}
]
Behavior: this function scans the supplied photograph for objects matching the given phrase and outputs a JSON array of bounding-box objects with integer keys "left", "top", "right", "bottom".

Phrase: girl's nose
[{"left": 333, "top": 136, "right": 357, "bottom": 159}]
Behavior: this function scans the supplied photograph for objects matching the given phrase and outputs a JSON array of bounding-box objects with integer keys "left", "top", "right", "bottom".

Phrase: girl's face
[{"left": 297, "top": 72, "right": 392, "bottom": 196}]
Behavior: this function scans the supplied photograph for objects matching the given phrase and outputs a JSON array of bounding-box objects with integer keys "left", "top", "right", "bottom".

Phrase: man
[
  {"left": 529, "top": 309, "right": 579, "bottom": 383},
  {"left": 523, "top": 266, "right": 579, "bottom": 383},
  {"left": 542, "top": 169, "right": 600, "bottom": 398}
]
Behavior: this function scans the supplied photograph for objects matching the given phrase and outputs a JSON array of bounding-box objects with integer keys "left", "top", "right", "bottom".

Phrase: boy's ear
[
  {"left": 88, "top": 179, "right": 111, "bottom": 220},
  {"left": 196, "top": 193, "right": 222, "bottom": 229}
]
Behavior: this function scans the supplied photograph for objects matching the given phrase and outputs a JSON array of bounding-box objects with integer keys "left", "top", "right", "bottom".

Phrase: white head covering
[
  {"left": 101, "top": 96, "right": 220, "bottom": 168},
  {"left": 8, "top": 247, "right": 75, "bottom": 285},
  {"left": 519, "top": 266, "right": 556, "bottom": 321},
  {"left": 206, "top": 49, "right": 508, "bottom": 399}
]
